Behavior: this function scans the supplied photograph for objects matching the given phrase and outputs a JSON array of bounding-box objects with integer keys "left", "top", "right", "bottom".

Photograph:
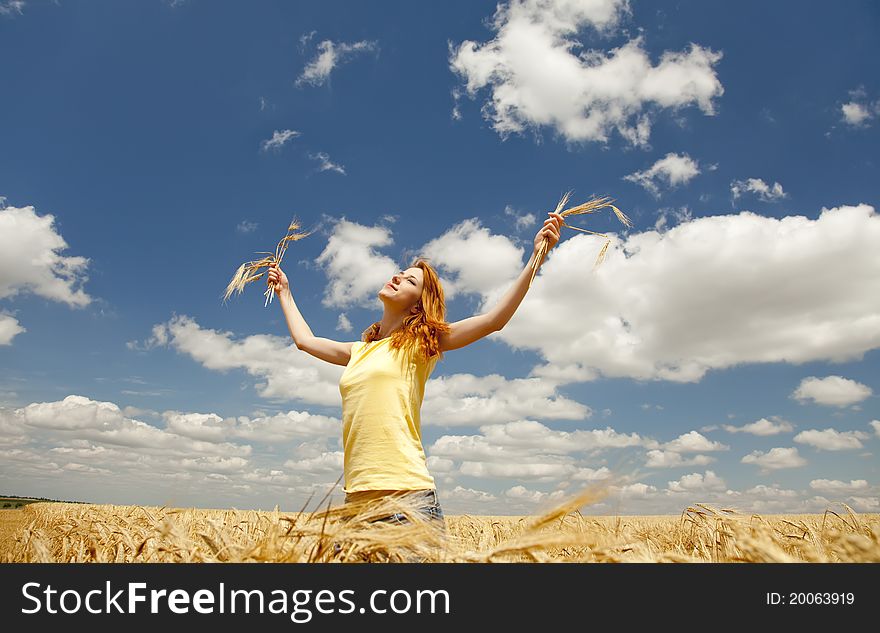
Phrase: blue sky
[{"left": 1, "top": 0, "right": 878, "bottom": 515}]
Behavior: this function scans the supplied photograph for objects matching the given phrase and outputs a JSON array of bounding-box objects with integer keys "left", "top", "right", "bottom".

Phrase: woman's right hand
[{"left": 267, "top": 263, "right": 289, "bottom": 296}]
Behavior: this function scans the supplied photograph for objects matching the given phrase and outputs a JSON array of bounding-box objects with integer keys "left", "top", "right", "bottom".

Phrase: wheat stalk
[
  {"left": 223, "top": 218, "right": 312, "bottom": 307},
  {"left": 528, "top": 192, "right": 632, "bottom": 288}
]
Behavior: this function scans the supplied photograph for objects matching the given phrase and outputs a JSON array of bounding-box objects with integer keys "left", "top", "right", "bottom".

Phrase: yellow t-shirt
[{"left": 338, "top": 337, "right": 439, "bottom": 494}]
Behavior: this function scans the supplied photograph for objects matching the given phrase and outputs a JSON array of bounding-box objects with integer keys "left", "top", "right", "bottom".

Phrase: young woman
[{"left": 266, "top": 211, "right": 564, "bottom": 526}]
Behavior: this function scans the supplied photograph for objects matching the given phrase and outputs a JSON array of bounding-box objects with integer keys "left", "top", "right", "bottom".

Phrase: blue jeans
[{"left": 344, "top": 488, "right": 446, "bottom": 526}]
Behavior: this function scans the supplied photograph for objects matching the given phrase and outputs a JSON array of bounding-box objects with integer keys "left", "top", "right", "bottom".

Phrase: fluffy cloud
[
  {"left": 296, "top": 39, "right": 378, "bottom": 87},
  {"left": 624, "top": 153, "right": 701, "bottom": 196},
  {"left": 846, "top": 497, "right": 879, "bottom": 511},
  {"left": 420, "top": 218, "right": 524, "bottom": 301},
  {"left": 0, "top": 203, "right": 91, "bottom": 342},
  {"left": 336, "top": 313, "right": 353, "bottom": 332},
  {"left": 0, "top": 393, "right": 354, "bottom": 509},
  {"left": 794, "top": 428, "right": 870, "bottom": 451},
  {"left": 730, "top": 178, "right": 787, "bottom": 202},
  {"left": 0, "top": 312, "right": 25, "bottom": 345},
  {"left": 660, "top": 431, "right": 727, "bottom": 453},
  {"left": 741, "top": 447, "right": 806, "bottom": 471},
  {"left": 449, "top": 0, "right": 723, "bottom": 146},
  {"left": 422, "top": 374, "right": 590, "bottom": 426},
  {"left": 740, "top": 484, "right": 799, "bottom": 499},
  {"left": 314, "top": 218, "right": 399, "bottom": 309},
  {"left": 131, "top": 314, "right": 346, "bottom": 406},
  {"left": 872, "top": 420, "right": 880, "bottom": 437},
  {"left": 11, "top": 395, "right": 251, "bottom": 456},
  {"left": 430, "top": 420, "right": 652, "bottom": 464},
  {"left": 809, "top": 479, "right": 869, "bottom": 494},
  {"left": 667, "top": 470, "right": 725, "bottom": 493},
  {"left": 840, "top": 87, "right": 880, "bottom": 127},
  {"left": 504, "top": 485, "right": 568, "bottom": 505},
  {"left": 444, "top": 485, "right": 497, "bottom": 502},
  {"left": 283, "top": 452, "right": 344, "bottom": 473},
  {"left": 426, "top": 456, "right": 455, "bottom": 473},
  {"left": 482, "top": 203, "right": 880, "bottom": 383},
  {"left": 644, "top": 450, "right": 714, "bottom": 469},
  {"left": 163, "top": 409, "right": 338, "bottom": 443},
  {"left": 462, "top": 461, "right": 572, "bottom": 480},
  {"left": 722, "top": 417, "right": 794, "bottom": 435},
  {"left": 791, "top": 376, "right": 872, "bottom": 407}
]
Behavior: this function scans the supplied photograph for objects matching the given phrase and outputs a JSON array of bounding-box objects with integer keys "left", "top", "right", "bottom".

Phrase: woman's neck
[{"left": 377, "top": 311, "right": 408, "bottom": 339}]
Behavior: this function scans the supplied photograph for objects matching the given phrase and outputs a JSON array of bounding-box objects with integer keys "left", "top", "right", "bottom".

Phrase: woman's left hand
[{"left": 534, "top": 211, "right": 564, "bottom": 256}]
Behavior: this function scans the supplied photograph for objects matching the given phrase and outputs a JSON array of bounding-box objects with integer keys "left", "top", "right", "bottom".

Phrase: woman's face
[{"left": 378, "top": 267, "right": 424, "bottom": 312}]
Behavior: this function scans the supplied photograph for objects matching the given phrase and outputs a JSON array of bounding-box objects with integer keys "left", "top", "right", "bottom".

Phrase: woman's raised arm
[
  {"left": 439, "top": 211, "right": 563, "bottom": 352},
  {"left": 269, "top": 263, "right": 355, "bottom": 366}
]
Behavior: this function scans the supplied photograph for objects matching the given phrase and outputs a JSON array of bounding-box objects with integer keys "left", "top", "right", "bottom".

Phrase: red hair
[{"left": 362, "top": 258, "right": 451, "bottom": 363}]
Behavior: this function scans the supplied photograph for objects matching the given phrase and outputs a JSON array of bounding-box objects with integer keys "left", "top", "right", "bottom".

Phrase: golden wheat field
[{"left": 2, "top": 488, "right": 879, "bottom": 563}]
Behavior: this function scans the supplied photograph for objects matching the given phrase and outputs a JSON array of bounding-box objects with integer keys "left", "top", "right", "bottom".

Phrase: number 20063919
[{"left": 766, "top": 592, "right": 854, "bottom": 605}]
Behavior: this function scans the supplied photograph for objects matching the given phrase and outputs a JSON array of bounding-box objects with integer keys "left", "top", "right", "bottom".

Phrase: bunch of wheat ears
[
  {"left": 223, "top": 218, "right": 313, "bottom": 307},
  {"left": 529, "top": 192, "right": 633, "bottom": 288}
]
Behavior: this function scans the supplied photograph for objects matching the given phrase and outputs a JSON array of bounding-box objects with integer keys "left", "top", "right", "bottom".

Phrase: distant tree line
[{"left": 1, "top": 493, "right": 89, "bottom": 508}]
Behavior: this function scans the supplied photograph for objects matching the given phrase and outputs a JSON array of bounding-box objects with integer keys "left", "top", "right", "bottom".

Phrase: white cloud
[
  {"left": 841, "top": 102, "right": 873, "bottom": 126},
  {"left": 486, "top": 203, "right": 880, "bottom": 383},
  {"left": 462, "top": 461, "right": 571, "bottom": 480},
  {"left": 133, "top": 314, "right": 347, "bottom": 406},
  {"left": 449, "top": 0, "right": 723, "bottom": 147},
  {"left": 336, "top": 312, "right": 353, "bottom": 332},
  {"left": 572, "top": 466, "right": 612, "bottom": 481},
  {"left": 430, "top": 421, "right": 651, "bottom": 464},
  {"left": 792, "top": 375, "right": 872, "bottom": 407},
  {"left": 4, "top": 395, "right": 251, "bottom": 458},
  {"left": 730, "top": 178, "right": 787, "bottom": 202},
  {"left": 0, "top": 203, "right": 91, "bottom": 311},
  {"left": 809, "top": 479, "right": 869, "bottom": 494},
  {"left": 624, "top": 153, "right": 700, "bottom": 196},
  {"left": 872, "top": 420, "right": 880, "bottom": 437},
  {"left": 420, "top": 218, "right": 524, "bottom": 301},
  {"left": 741, "top": 484, "right": 798, "bottom": 499},
  {"left": 741, "top": 447, "right": 806, "bottom": 471},
  {"left": 314, "top": 218, "right": 399, "bottom": 309},
  {"left": 794, "top": 428, "right": 870, "bottom": 451},
  {"left": 309, "top": 151, "right": 346, "bottom": 175},
  {"left": 660, "top": 431, "right": 727, "bottom": 453},
  {"left": 163, "top": 409, "right": 338, "bottom": 444},
  {"left": 426, "top": 456, "right": 455, "bottom": 473},
  {"left": 296, "top": 39, "right": 378, "bottom": 87},
  {"left": 840, "top": 88, "right": 880, "bottom": 127},
  {"left": 722, "top": 417, "right": 794, "bottom": 435},
  {"left": 445, "top": 485, "right": 496, "bottom": 502},
  {"left": 847, "top": 496, "right": 879, "bottom": 511},
  {"left": 180, "top": 456, "right": 248, "bottom": 474},
  {"left": 422, "top": 375, "right": 590, "bottom": 426},
  {"left": 667, "top": 470, "right": 725, "bottom": 493},
  {"left": 614, "top": 482, "right": 657, "bottom": 498},
  {"left": 504, "top": 205, "right": 537, "bottom": 232},
  {"left": 644, "top": 450, "right": 713, "bottom": 469},
  {"left": 283, "top": 452, "right": 344, "bottom": 473},
  {"left": 504, "top": 485, "right": 567, "bottom": 504},
  {"left": 260, "top": 129, "right": 301, "bottom": 152},
  {"left": 0, "top": 312, "right": 25, "bottom": 345}
]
